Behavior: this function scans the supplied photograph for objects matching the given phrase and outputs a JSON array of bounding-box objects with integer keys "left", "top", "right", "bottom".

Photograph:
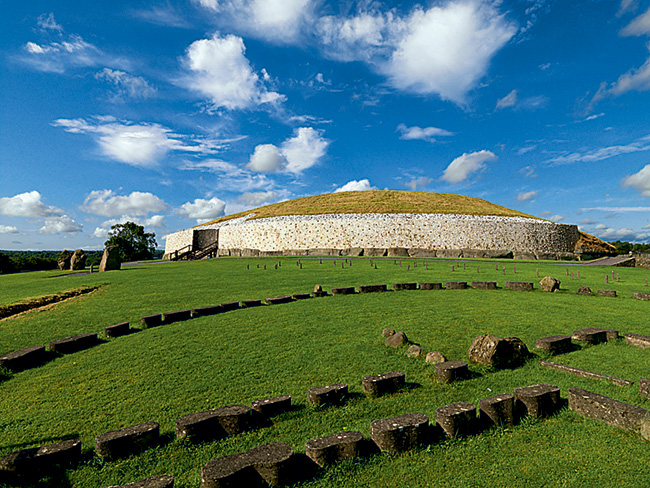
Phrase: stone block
[
  {"left": 568, "top": 388, "right": 649, "bottom": 431},
  {"left": 435, "top": 360, "right": 469, "bottom": 383},
  {"left": 162, "top": 310, "right": 192, "bottom": 324},
  {"left": 513, "top": 252, "right": 537, "bottom": 260},
  {"left": 251, "top": 396, "right": 292, "bottom": 417},
  {"left": 305, "top": 431, "right": 363, "bottom": 467},
  {"left": 577, "top": 286, "right": 592, "bottom": 295},
  {"left": 540, "top": 276, "right": 561, "bottom": 292},
  {"left": 471, "top": 281, "right": 497, "bottom": 290},
  {"left": 640, "top": 378, "right": 650, "bottom": 399},
  {"left": 0, "top": 345, "right": 47, "bottom": 371},
  {"left": 308, "top": 248, "right": 340, "bottom": 256},
  {"left": 393, "top": 282, "right": 417, "bottom": 291},
  {"left": 0, "top": 439, "right": 82, "bottom": 481},
  {"left": 241, "top": 300, "right": 262, "bottom": 308},
  {"left": 99, "top": 246, "right": 121, "bottom": 272},
  {"left": 265, "top": 296, "right": 293, "bottom": 305},
  {"left": 191, "top": 305, "right": 225, "bottom": 318},
  {"left": 406, "top": 345, "right": 423, "bottom": 358},
  {"left": 504, "top": 282, "right": 534, "bottom": 291},
  {"left": 535, "top": 335, "right": 572, "bottom": 355},
  {"left": 419, "top": 282, "right": 442, "bottom": 290},
  {"left": 363, "top": 248, "right": 387, "bottom": 257},
  {"left": 240, "top": 249, "right": 260, "bottom": 257},
  {"left": 220, "top": 302, "right": 240, "bottom": 312},
  {"left": 425, "top": 351, "right": 447, "bottom": 364},
  {"left": 141, "top": 314, "right": 162, "bottom": 327},
  {"left": 572, "top": 328, "right": 607, "bottom": 345},
  {"left": 408, "top": 248, "right": 436, "bottom": 257},
  {"left": 370, "top": 413, "right": 429, "bottom": 453},
  {"left": 283, "top": 249, "right": 308, "bottom": 256},
  {"left": 341, "top": 248, "right": 363, "bottom": 256},
  {"left": 104, "top": 475, "right": 174, "bottom": 488},
  {"left": 105, "top": 322, "right": 130, "bottom": 338},
  {"left": 535, "top": 252, "right": 558, "bottom": 261},
  {"left": 387, "top": 248, "right": 409, "bottom": 257},
  {"left": 292, "top": 293, "right": 311, "bottom": 300},
  {"left": 362, "top": 371, "right": 405, "bottom": 397},
  {"left": 468, "top": 335, "right": 530, "bottom": 368},
  {"left": 200, "top": 442, "right": 294, "bottom": 488},
  {"left": 359, "top": 284, "right": 387, "bottom": 293},
  {"left": 385, "top": 331, "right": 408, "bottom": 347},
  {"left": 34, "top": 439, "right": 82, "bottom": 469},
  {"left": 479, "top": 394, "right": 515, "bottom": 427},
  {"left": 308, "top": 383, "right": 348, "bottom": 407},
  {"left": 436, "top": 402, "right": 477, "bottom": 438},
  {"left": 437, "top": 249, "right": 463, "bottom": 258},
  {"left": 633, "top": 292, "right": 650, "bottom": 300},
  {"left": 539, "top": 360, "right": 633, "bottom": 387},
  {"left": 381, "top": 328, "right": 395, "bottom": 337},
  {"left": 331, "top": 286, "right": 356, "bottom": 295},
  {"left": 513, "top": 384, "right": 561, "bottom": 418},
  {"left": 603, "top": 329, "right": 620, "bottom": 341},
  {"left": 625, "top": 333, "right": 650, "bottom": 348},
  {"left": 95, "top": 422, "right": 160, "bottom": 460},
  {"left": 48, "top": 333, "right": 98, "bottom": 354},
  {"left": 176, "top": 405, "right": 252, "bottom": 443},
  {"left": 445, "top": 281, "right": 467, "bottom": 290},
  {"left": 597, "top": 290, "right": 617, "bottom": 297}
]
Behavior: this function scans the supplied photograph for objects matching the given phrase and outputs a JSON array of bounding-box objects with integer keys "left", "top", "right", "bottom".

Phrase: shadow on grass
[{"left": 0, "top": 433, "right": 80, "bottom": 452}]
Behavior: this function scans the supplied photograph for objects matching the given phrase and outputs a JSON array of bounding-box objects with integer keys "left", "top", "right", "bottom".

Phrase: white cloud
[
  {"left": 0, "top": 191, "right": 63, "bottom": 217},
  {"left": 0, "top": 225, "right": 19, "bottom": 234},
  {"left": 181, "top": 33, "right": 284, "bottom": 110},
  {"left": 441, "top": 150, "right": 497, "bottom": 184},
  {"left": 623, "top": 164, "right": 650, "bottom": 197},
  {"left": 177, "top": 197, "right": 226, "bottom": 222},
  {"left": 53, "top": 117, "right": 216, "bottom": 167},
  {"left": 281, "top": 127, "right": 329, "bottom": 173},
  {"left": 318, "top": 11, "right": 392, "bottom": 62},
  {"left": 618, "top": 0, "right": 638, "bottom": 17},
  {"left": 549, "top": 214, "right": 565, "bottom": 222},
  {"left": 519, "top": 165, "right": 538, "bottom": 178},
  {"left": 334, "top": 179, "right": 377, "bottom": 193},
  {"left": 39, "top": 215, "right": 83, "bottom": 234},
  {"left": 594, "top": 224, "right": 608, "bottom": 229},
  {"left": 95, "top": 68, "right": 156, "bottom": 100},
  {"left": 594, "top": 226, "right": 646, "bottom": 241},
  {"left": 397, "top": 124, "right": 454, "bottom": 142},
  {"left": 580, "top": 219, "right": 597, "bottom": 225},
  {"left": 592, "top": 52, "right": 650, "bottom": 103},
  {"left": 247, "top": 144, "right": 287, "bottom": 172},
  {"left": 38, "top": 13, "right": 63, "bottom": 32},
  {"left": 516, "top": 191, "right": 538, "bottom": 202},
  {"left": 544, "top": 134, "right": 650, "bottom": 166},
  {"left": 131, "top": 4, "right": 190, "bottom": 28},
  {"left": 584, "top": 206, "right": 650, "bottom": 212},
  {"left": 405, "top": 176, "right": 433, "bottom": 191},
  {"left": 90, "top": 214, "right": 166, "bottom": 239},
  {"left": 621, "top": 6, "right": 650, "bottom": 36},
  {"left": 237, "top": 191, "right": 279, "bottom": 206},
  {"left": 496, "top": 89, "right": 518, "bottom": 110},
  {"left": 496, "top": 89, "right": 547, "bottom": 111},
  {"left": 81, "top": 190, "right": 168, "bottom": 217}
]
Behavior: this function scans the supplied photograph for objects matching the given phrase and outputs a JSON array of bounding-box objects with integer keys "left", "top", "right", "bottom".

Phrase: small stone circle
[
  {"left": 435, "top": 360, "right": 469, "bottom": 383},
  {"left": 436, "top": 402, "right": 477, "bottom": 438},
  {"left": 308, "top": 383, "right": 348, "bottom": 407},
  {"left": 361, "top": 371, "right": 405, "bottom": 397},
  {"left": 305, "top": 431, "right": 364, "bottom": 467},
  {"left": 479, "top": 394, "right": 515, "bottom": 427},
  {"left": 95, "top": 422, "right": 160, "bottom": 460},
  {"left": 535, "top": 335, "right": 572, "bottom": 355},
  {"left": 513, "top": 384, "right": 561, "bottom": 418},
  {"left": 370, "top": 413, "right": 429, "bottom": 453}
]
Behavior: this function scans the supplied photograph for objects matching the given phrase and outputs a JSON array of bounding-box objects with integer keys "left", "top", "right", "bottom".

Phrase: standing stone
[
  {"left": 540, "top": 276, "right": 561, "bottom": 292},
  {"left": 70, "top": 249, "right": 87, "bottom": 270},
  {"left": 99, "top": 246, "right": 121, "bottom": 272},
  {"left": 57, "top": 250, "right": 73, "bottom": 270},
  {"left": 468, "top": 335, "right": 530, "bottom": 368}
]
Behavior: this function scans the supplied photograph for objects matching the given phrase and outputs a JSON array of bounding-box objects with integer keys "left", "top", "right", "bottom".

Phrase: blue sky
[{"left": 3, "top": 0, "right": 650, "bottom": 250}]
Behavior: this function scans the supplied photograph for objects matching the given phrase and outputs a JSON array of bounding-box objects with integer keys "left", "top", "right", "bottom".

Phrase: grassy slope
[{"left": 2, "top": 258, "right": 650, "bottom": 487}]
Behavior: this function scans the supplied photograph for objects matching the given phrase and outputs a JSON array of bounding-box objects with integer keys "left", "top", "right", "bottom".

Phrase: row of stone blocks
[{"left": 535, "top": 327, "right": 620, "bottom": 356}]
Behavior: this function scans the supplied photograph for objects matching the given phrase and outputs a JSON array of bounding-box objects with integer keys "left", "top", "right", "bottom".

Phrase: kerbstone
[
  {"left": 436, "top": 402, "right": 477, "bottom": 438},
  {"left": 445, "top": 281, "right": 467, "bottom": 290},
  {"left": 572, "top": 328, "right": 607, "bottom": 345},
  {"left": 331, "top": 287, "right": 356, "bottom": 295},
  {"left": 105, "top": 322, "right": 130, "bottom": 338},
  {"left": 176, "top": 405, "right": 252, "bottom": 443},
  {"left": 305, "top": 431, "right": 363, "bottom": 467},
  {"left": 625, "top": 333, "right": 650, "bottom": 348},
  {"left": 95, "top": 422, "right": 160, "bottom": 460},
  {"left": 48, "top": 333, "right": 98, "bottom": 354},
  {"left": 0, "top": 346, "right": 47, "bottom": 371},
  {"left": 513, "top": 384, "right": 561, "bottom": 418},
  {"left": 535, "top": 335, "right": 572, "bottom": 355},
  {"left": 568, "top": 388, "right": 648, "bottom": 432},
  {"left": 308, "top": 383, "right": 348, "bottom": 407},
  {"left": 251, "top": 396, "right": 292, "bottom": 417},
  {"left": 359, "top": 284, "right": 387, "bottom": 293},
  {"left": 435, "top": 360, "right": 468, "bottom": 383},
  {"left": 362, "top": 371, "right": 405, "bottom": 397},
  {"left": 393, "top": 282, "right": 417, "bottom": 291},
  {"left": 265, "top": 296, "right": 293, "bottom": 305},
  {"left": 370, "top": 413, "right": 429, "bottom": 453},
  {"left": 162, "top": 310, "right": 192, "bottom": 323},
  {"left": 141, "top": 314, "right": 162, "bottom": 327},
  {"left": 479, "top": 394, "right": 515, "bottom": 427},
  {"left": 471, "top": 281, "right": 497, "bottom": 290},
  {"left": 419, "top": 282, "right": 442, "bottom": 290},
  {"left": 504, "top": 282, "right": 534, "bottom": 291}
]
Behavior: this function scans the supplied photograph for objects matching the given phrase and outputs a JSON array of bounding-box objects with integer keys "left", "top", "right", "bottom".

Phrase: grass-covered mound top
[{"left": 202, "top": 191, "right": 538, "bottom": 226}]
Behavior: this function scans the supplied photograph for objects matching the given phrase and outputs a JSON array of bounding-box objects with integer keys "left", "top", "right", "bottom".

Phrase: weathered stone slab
[
  {"left": 479, "top": 394, "right": 515, "bottom": 427},
  {"left": 362, "top": 371, "right": 405, "bottom": 397},
  {"left": 471, "top": 281, "right": 497, "bottom": 290},
  {"left": 633, "top": 292, "right": 650, "bottom": 300},
  {"left": 540, "top": 276, "right": 560, "bottom": 292},
  {"left": 505, "top": 281, "right": 534, "bottom": 291},
  {"left": 435, "top": 360, "right": 469, "bottom": 383},
  {"left": 572, "top": 328, "right": 607, "bottom": 345},
  {"left": 568, "top": 388, "right": 649, "bottom": 431},
  {"left": 191, "top": 305, "right": 225, "bottom": 318},
  {"left": 99, "top": 246, "right": 121, "bottom": 272},
  {"left": 597, "top": 290, "right": 617, "bottom": 297},
  {"left": 308, "top": 383, "right": 348, "bottom": 407},
  {"left": 393, "top": 282, "right": 417, "bottom": 291},
  {"left": 370, "top": 413, "right": 429, "bottom": 453},
  {"left": 445, "top": 281, "right": 468, "bottom": 289},
  {"left": 221, "top": 302, "right": 240, "bottom": 312},
  {"left": 305, "top": 431, "right": 363, "bottom": 467},
  {"left": 0, "top": 439, "right": 82, "bottom": 481},
  {"left": 408, "top": 248, "right": 436, "bottom": 257},
  {"left": 406, "top": 344, "right": 423, "bottom": 358},
  {"left": 176, "top": 405, "right": 252, "bottom": 443},
  {"left": 419, "top": 282, "right": 442, "bottom": 290},
  {"left": 341, "top": 248, "right": 363, "bottom": 256},
  {"left": 200, "top": 442, "right": 294, "bottom": 488},
  {"left": 331, "top": 286, "right": 356, "bottom": 295},
  {"left": 577, "top": 286, "right": 592, "bottom": 295},
  {"left": 0, "top": 345, "right": 47, "bottom": 371},
  {"left": 162, "top": 310, "right": 192, "bottom": 323},
  {"left": 437, "top": 249, "right": 462, "bottom": 258},
  {"left": 540, "top": 360, "right": 633, "bottom": 387},
  {"left": 141, "top": 314, "right": 162, "bottom": 327},
  {"left": 292, "top": 293, "right": 311, "bottom": 300},
  {"left": 265, "top": 296, "right": 293, "bottom": 305},
  {"left": 640, "top": 378, "right": 650, "bottom": 398},
  {"left": 513, "top": 384, "right": 561, "bottom": 418},
  {"left": 625, "top": 333, "right": 650, "bottom": 348},
  {"left": 359, "top": 284, "right": 387, "bottom": 293},
  {"left": 468, "top": 335, "right": 530, "bottom": 368},
  {"left": 462, "top": 249, "right": 487, "bottom": 259},
  {"left": 34, "top": 439, "right": 82, "bottom": 470},
  {"left": 384, "top": 331, "right": 408, "bottom": 347},
  {"left": 95, "top": 422, "right": 160, "bottom": 460},
  {"left": 48, "top": 333, "right": 98, "bottom": 354},
  {"left": 105, "top": 322, "right": 130, "bottom": 338},
  {"left": 436, "top": 402, "right": 477, "bottom": 438},
  {"left": 241, "top": 300, "right": 262, "bottom": 308},
  {"left": 308, "top": 248, "right": 340, "bottom": 256},
  {"left": 251, "top": 396, "right": 292, "bottom": 417},
  {"left": 387, "top": 248, "right": 409, "bottom": 257},
  {"left": 363, "top": 248, "right": 387, "bottom": 257},
  {"left": 535, "top": 335, "right": 572, "bottom": 355},
  {"left": 259, "top": 251, "right": 283, "bottom": 257},
  {"left": 603, "top": 329, "right": 620, "bottom": 341},
  {"left": 104, "top": 475, "right": 174, "bottom": 488}
]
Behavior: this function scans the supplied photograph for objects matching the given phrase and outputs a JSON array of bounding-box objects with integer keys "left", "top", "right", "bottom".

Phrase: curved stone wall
[{"left": 164, "top": 213, "right": 579, "bottom": 256}]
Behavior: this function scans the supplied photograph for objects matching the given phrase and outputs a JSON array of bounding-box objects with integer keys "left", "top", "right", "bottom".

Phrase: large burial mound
[{"left": 164, "top": 191, "right": 613, "bottom": 260}]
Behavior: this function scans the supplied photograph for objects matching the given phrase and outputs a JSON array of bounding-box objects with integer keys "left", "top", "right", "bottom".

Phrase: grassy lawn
[{"left": 1, "top": 256, "right": 650, "bottom": 487}]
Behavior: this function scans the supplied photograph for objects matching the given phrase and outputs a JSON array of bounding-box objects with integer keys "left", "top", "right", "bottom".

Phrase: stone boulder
[
  {"left": 382, "top": 328, "right": 395, "bottom": 338},
  {"left": 385, "top": 331, "right": 408, "bottom": 348},
  {"left": 577, "top": 286, "right": 592, "bottom": 296},
  {"left": 406, "top": 345, "right": 423, "bottom": 358},
  {"left": 425, "top": 351, "right": 447, "bottom": 364},
  {"left": 70, "top": 249, "right": 87, "bottom": 270},
  {"left": 57, "top": 250, "right": 72, "bottom": 270},
  {"left": 468, "top": 334, "right": 530, "bottom": 369},
  {"left": 540, "top": 276, "right": 560, "bottom": 292},
  {"left": 99, "top": 246, "right": 121, "bottom": 272}
]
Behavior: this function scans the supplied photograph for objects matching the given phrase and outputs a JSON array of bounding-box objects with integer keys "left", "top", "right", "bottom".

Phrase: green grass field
[{"left": 1, "top": 257, "right": 650, "bottom": 487}]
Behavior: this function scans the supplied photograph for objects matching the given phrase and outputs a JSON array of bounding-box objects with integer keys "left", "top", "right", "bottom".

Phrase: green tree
[{"left": 104, "top": 222, "right": 157, "bottom": 262}]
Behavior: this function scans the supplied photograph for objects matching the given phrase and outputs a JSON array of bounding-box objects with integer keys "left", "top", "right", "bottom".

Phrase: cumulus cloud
[
  {"left": 53, "top": 117, "right": 216, "bottom": 167},
  {"left": 397, "top": 124, "right": 454, "bottom": 142},
  {"left": 81, "top": 190, "right": 168, "bottom": 217},
  {"left": 237, "top": 191, "right": 279, "bottom": 206},
  {"left": 516, "top": 191, "right": 538, "bottom": 202},
  {"left": 623, "top": 164, "right": 650, "bottom": 196},
  {"left": 90, "top": 215, "right": 165, "bottom": 239},
  {"left": 281, "top": 127, "right": 329, "bottom": 173},
  {"left": 0, "top": 191, "right": 63, "bottom": 217},
  {"left": 334, "top": 179, "right": 377, "bottom": 193},
  {"left": 0, "top": 225, "right": 19, "bottom": 234},
  {"left": 441, "top": 150, "right": 497, "bottom": 184},
  {"left": 176, "top": 197, "right": 226, "bottom": 223},
  {"left": 405, "top": 176, "right": 433, "bottom": 191},
  {"left": 95, "top": 68, "right": 156, "bottom": 100},
  {"left": 39, "top": 215, "right": 83, "bottom": 234},
  {"left": 594, "top": 226, "right": 646, "bottom": 241},
  {"left": 247, "top": 144, "right": 287, "bottom": 172},
  {"left": 181, "top": 33, "right": 284, "bottom": 110}
]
